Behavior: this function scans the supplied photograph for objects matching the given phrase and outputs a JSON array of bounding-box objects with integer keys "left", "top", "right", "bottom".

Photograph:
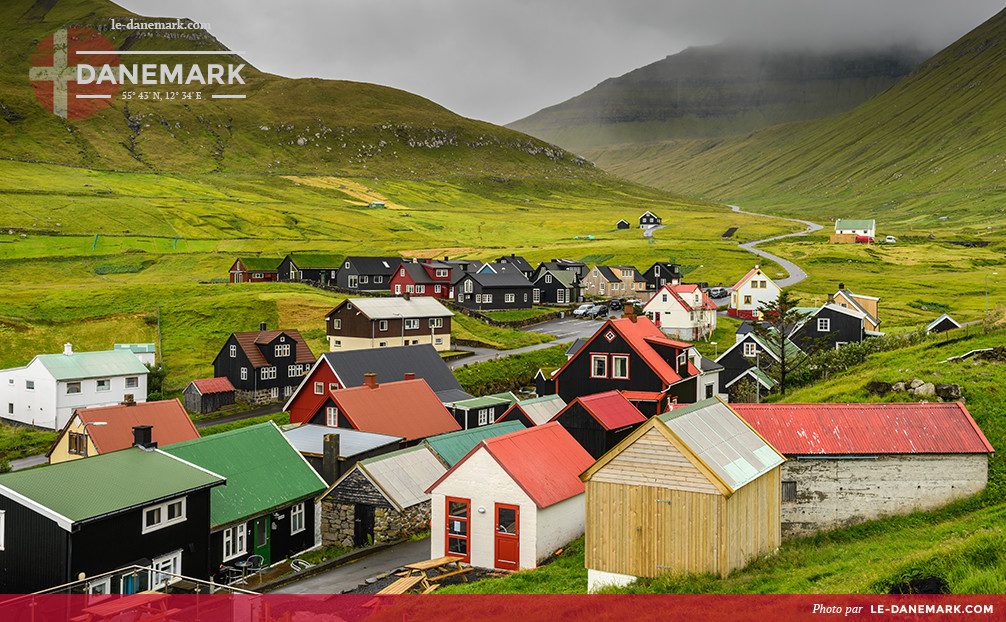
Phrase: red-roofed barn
[
  {"left": 549, "top": 391, "right": 647, "bottom": 459},
  {"left": 427, "top": 422, "right": 594, "bottom": 570},
  {"left": 733, "top": 402, "right": 995, "bottom": 538},
  {"left": 183, "top": 377, "right": 236, "bottom": 414}
]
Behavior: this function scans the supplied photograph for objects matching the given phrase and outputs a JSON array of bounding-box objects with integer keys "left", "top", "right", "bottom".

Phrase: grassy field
[{"left": 484, "top": 307, "right": 564, "bottom": 322}]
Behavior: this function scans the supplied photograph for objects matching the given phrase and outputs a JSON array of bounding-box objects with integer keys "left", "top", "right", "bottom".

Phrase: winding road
[{"left": 730, "top": 205, "right": 823, "bottom": 287}]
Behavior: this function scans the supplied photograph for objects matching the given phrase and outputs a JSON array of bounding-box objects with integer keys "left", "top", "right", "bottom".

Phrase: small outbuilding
[
  {"left": 616, "top": 219, "right": 630, "bottom": 229},
  {"left": 548, "top": 391, "right": 647, "bottom": 459},
  {"left": 926, "top": 313, "right": 961, "bottom": 335},
  {"left": 582, "top": 397, "right": 785, "bottom": 591},
  {"left": 183, "top": 377, "right": 236, "bottom": 414},
  {"left": 496, "top": 394, "right": 567, "bottom": 427}
]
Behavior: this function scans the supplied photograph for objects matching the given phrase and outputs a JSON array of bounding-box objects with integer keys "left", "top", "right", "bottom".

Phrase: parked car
[
  {"left": 573, "top": 303, "right": 593, "bottom": 317},
  {"left": 587, "top": 304, "right": 609, "bottom": 319},
  {"left": 708, "top": 287, "right": 729, "bottom": 299},
  {"left": 885, "top": 236, "right": 897, "bottom": 243},
  {"left": 608, "top": 298, "right": 624, "bottom": 310}
]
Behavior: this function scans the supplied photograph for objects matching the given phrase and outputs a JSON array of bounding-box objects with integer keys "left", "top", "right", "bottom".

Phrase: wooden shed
[
  {"left": 183, "top": 377, "right": 236, "bottom": 414},
  {"left": 581, "top": 397, "right": 784, "bottom": 591}
]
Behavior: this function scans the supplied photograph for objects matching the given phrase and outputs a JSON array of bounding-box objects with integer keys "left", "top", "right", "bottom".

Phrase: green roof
[
  {"left": 162, "top": 422, "right": 325, "bottom": 528},
  {"left": 835, "top": 219, "right": 875, "bottom": 230},
  {"left": 289, "top": 253, "right": 344, "bottom": 268},
  {"left": 0, "top": 448, "right": 224, "bottom": 529},
  {"left": 35, "top": 350, "right": 149, "bottom": 381},
  {"left": 239, "top": 257, "right": 280, "bottom": 271},
  {"left": 448, "top": 392, "right": 518, "bottom": 409},
  {"left": 423, "top": 421, "right": 526, "bottom": 467},
  {"left": 114, "top": 343, "right": 156, "bottom": 353},
  {"left": 659, "top": 397, "right": 721, "bottom": 422}
]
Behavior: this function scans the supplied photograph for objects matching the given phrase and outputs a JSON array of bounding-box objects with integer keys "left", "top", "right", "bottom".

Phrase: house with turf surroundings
[
  {"left": 277, "top": 253, "right": 343, "bottom": 285},
  {"left": 229, "top": 257, "right": 279, "bottom": 283},
  {"left": 443, "top": 392, "right": 518, "bottom": 430},
  {"left": 454, "top": 270, "right": 533, "bottom": 312},
  {"left": 532, "top": 268, "right": 579, "bottom": 305},
  {"left": 495, "top": 254, "right": 536, "bottom": 281},
  {"left": 336, "top": 256, "right": 400, "bottom": 291},
  {"left": 641, "top": 261, "right": 683, "bottom": 292},
  {"left": 213, "top": 323, "right": 315, "bottom": 405},
  {"left": 639, "top": 211, "right": 661, "bottom": 228},
  {"left": 324, "top": 296, "right": 453, "bottom": 352},
  {"left": 388, "top": 260, "right": 456, "bottom": 300}
]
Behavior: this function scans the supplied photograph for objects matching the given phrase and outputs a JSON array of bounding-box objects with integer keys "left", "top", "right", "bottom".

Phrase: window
[
  {"left": 483, "top": 293, "right": 493, "bottom": 304},
  {"left": 261, "top": 367, "right": 277, "bottom": 380},
  {"left": 477, "top": 409, "right": 489, "bottom": 426},
  {"left": 240, "top": 367, "right": 247, "bottom": 381},
  {"left": 348, "top": 275, "right": 358, "bottom": 288},
  {"left": 446, "top": 498, "right": 470, "bottom": 561},
  {"left": 223, "top": 523, "right": 247, "bottom": 561},
  {"left": 66, "top": 381, "right": 81, "bottom": 394},
  {"left": 612, "top": 355, "right": 629, "bottom": 379},
  {"left": 125, "top": 376, "right": 138, "bottom": 389},
  {"left": 436, "top": 269, "right": 448, "bottom": 278},
  {"left": 379, "top": 320, "right": 388, "bottom": 332},
  {"left": 524, "top": 293, "right": 528, "bottom": 302},
  {"left": 475, "top": 294, "right": 482, "bottom": 304},
  {"left": 760, "top": 280, "right": 767, "bottom": 288},
  {"left": 505, "top": 293, "right": 515, "bottom": 303},
  {"left": 68, "top": 432, "right": 87, "bottom": 456},
  {"left": 7, "top": 403, "right": 11, "bottom": 415},
  {"left": 429, "top": 318, "right": 443, "bottom": 329},
  {"left": 344, "top": 261, "right": 350, "bottom": 269},
  {"left": 662, "top": 294, "right": 667, "bottom": 302},
  {"left": 395, "top": 284, "right": 402, "bottom": 294},
  {"left": 284, "top": 385, "right": 292, "bottom": 397},
  {"left": 270, "top": 387, "right": 279, "bottom": 399},
  {"left": 275, "top": 344, "right": 291, "bottom": 357},
  {"left": 743, "top": 295, "right": 752, "bottom": 305},
  {"left": 743, "top": 342, "right": 757, "bottom": 357},
  {"left": 464, "top": 280, "right": 473, "bottom": 293},
  {"left": 533, "top": 289, "right": 540, "bottom": 303},
  {"left": 705, "top": 384, "right": 714, "bottom": 399},
  {"left": 288, "top": 365, "right": 300, "bottom": 377},
  {"left": 291, "top": 502, "right": 306, "bottom": 535},
  {"left": 96, "top": 379, "right": 110, "bottom": 392},
  {"left": 86, "top": 576, "right": 110, "bottom": 597},
  {"left": 406, "top": 284, "right": 414, "bottom": 293},
  {"left": 0, "top": 510, "right": 4, "bottom": 551},
  {"left": 332, "top": 340, "right": 342, "bottom": 347},
  {"left": 435, "top": 285, "right": 441, "bottom": 293},
  {"left": 326, "top": 406, "right": 338, "bottom": 426},
  {"left": 314, "top": 382, "right": 324, "bottom": 395},
  {"left": 817, "top": 317, "right": 831, "bottom": 332},
  {"left": 329, "top": 383, "right": 338, "bottom": 392},
  {"left": 150, "top": 550, "right": 182, "bottom": 590},
  {"left": 25, "top": 380, "right": 34, "bottom": 391},
  {"left": 435, "top": 337, "right": 443, "bottom": 345},
  {"left": 557, "top": 289, "right": 566, "bottom": 304},
  {"left": 379, "top": 341, "right": 387, "bottom": 347},
  {"left": 400, "top": 268, "right": 406, "bottom": 277},
  {"left": 143, "top": 498, "right": 186, "bottom": 533},
  {"left": 253, "top": 273, "right": 263, "bottom": 279},
  {"left": 416, "top": 285, "right": 425, "bottom": 294},
  {"left": 545, "top": 274, "right": 552, "bottom": 284},
  {"left": 782, "top": 481, "right": 797, "bottom": 503},
  {"left": 591, "top": 354, "right": 608, "bottom": 378},
  {"left": 360, "top": 275, "right": 368, "bottom": 284},
  {"left": 229, "top": 345, "right": 237, "bottom": 358},
  {"left": 374, "top": 275, "right": 382, "bottom": 284},
  {"left": 404, "top": 319, "right": 419, "bottom": 330}
]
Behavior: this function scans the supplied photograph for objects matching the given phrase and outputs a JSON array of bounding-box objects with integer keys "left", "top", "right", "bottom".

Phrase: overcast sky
[{"left": 117, "top": 0, "right": 1003, "bottom": 125}]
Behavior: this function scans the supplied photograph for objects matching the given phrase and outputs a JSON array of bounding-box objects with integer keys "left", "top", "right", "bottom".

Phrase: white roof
[
  {"left": 348, "top": 297, "right": 454, "bottom": 320},
  {"left": 517, "top": 395, "right": 566, "bottom": 425},
  {"left": 283, "top": 424, "right": 401, "bottom": 457},
  {"left": 357, "top": 445, "right": 446, "bottom": 511}
]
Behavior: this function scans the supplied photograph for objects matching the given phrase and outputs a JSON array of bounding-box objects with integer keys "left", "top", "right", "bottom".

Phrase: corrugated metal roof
[
  {"left": 346, "top": 297, "right": 453, "bottom": 320},
  {"left": 333, "top": 379, "right": 462, "bottom": 441},
  {"left": 446, "top": 392, "right": 517, "bottom": 409},
  {"left": 35, "top": 349, "right": 148, "bottom": 381},
  {"left": 0, "top": 448, "right": 223, "bottom": 525},
  {"left": 74, "top": 399, "right": 200, "bottom": 454},
  {"left": 603, "top": 317, "right": 699, "bottom": 385},
  {"left": 357, "top": 445, "right": 446, "bottom": 510},
  {"left": 511, "top": 395, "right": 566, "bottom": 425},
  {"left": 162, "top": 422, "right": 326, "bottom": 528},
  {"left": 191, "top": 377, "right": 235, "bottom": 394},
  {"left": 660, "top": 398, "right": 784, "bottom": 491},
  {"left": 835, "top": 219, "right": 875, "bottom": 231},
  {"left": 321, "top": 345, "right": 465, "bottom": 395},
  {"left": 561, "top": 391, "right": 646, "bottom": 431},
  {"left": 283, "top": 424, "right": 402, "bottom": 457},
  {"left": 423, "top": 421, "right": 526, "bottom": 467},
  {"left": 114, "top": 343, "right": 156, "bottom": 353},
  {"left": 732, "top": 403, "right": 995, "bottom": 455}
]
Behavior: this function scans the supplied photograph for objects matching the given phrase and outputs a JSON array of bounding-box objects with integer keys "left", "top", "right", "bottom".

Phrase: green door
[{"left": 253, "top": 516, "right": 271, "bottom": 565}]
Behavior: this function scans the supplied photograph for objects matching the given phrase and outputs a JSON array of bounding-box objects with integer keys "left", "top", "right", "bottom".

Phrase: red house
[
  {"left": 228, "top": 257, "right": 280, "bottom": 283},
  {"left": 388, "top": 260, "right": 455, "bottom": 299}
]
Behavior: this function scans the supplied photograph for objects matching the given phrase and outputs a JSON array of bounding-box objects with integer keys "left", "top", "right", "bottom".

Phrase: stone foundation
[
  {"left": 235, "top": 386, "right": 296, "bottom": 406},
  {"left": 321, "top": 499, "right": 431, "bottom": 548}
]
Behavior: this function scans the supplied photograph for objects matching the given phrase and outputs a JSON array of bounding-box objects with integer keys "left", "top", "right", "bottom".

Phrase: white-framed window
[
  {"left": 126, "top": 376, "right": 138, "bottom": 388},
  {"left": 261, "top": 367, "right": 277, "bottom": 380},
  {"left": 435, "top": 285, "right": 442, "bottom": 293},
  {"left": 332, "top": 339, "right": 342, "bottom": 347},
  {"left": 314, "top": 382, "right": 324, "bottom": 395},
  {"left": 360, "top": 275, "right": 368, "bottom": 284},
  {"left": 150, "top": 550, "right": 182, "bottom": 590},
  {"left": 379, "top": 320, "right": 388, "bottom": 332},
  {"left": 348, "top": 275, "right": 358, "bottom": 288},
  {"left": 374, "top": 276, "right": 382, "bottom": 284},
  {"left": 400, "top": 268, "right": 406, "bottom": 277},
  {"left": 284, "top": 385, "right": 293, "bottom": 397},
  {"left": 677, "top": 353, "right": 687, "bottom": 367},
  {"left": 229, "top": 345, "right": 237, "bottom": 358},
  {"left": 7, "top": 403, "right": 12, "bottom": 415},
  {"left": 436, "top": 269, "right": 448, "bottom": 278},
  {"left": 404, "top": 319, "right": 419, "bottom": 330},
  {"left": 344, "top": 261, "right": 351, "bottom": 269},
  {"left": 223, "top": 523, "right": 247, "bottom": 561},
  {"left": 288, "top": 365, "right": 300, "bottom": 377},
  {"left": 66, "top": 381, "right": 81, "bottom": 394},
  {"left": 142, "top": 498, "right": 186, "bottom": 534},
  {"left": 429, "top": 318, "right": 443, "bottom": 329},
  {"left": 533, "top": 289, "right": 540, "bottom": 303},
  {"left": 240, "top": 367, "right": 247, "bottom": 380},
  {"left": 484, "top": 293, "right": 493, "bottom": 303},
  {"left": 86, "top": 576, "right": 111, "bottom": 598},
  {"left": 275, "top": 344, "right": 291, "bottom": 357},
  {"left": 557, "top": 289, "right": 566, "bottom": 304},
  {"left": 329, "top": 383, "right": 338, "bottom": 392},
  {"left": 406, "top": 284, "right": 414, "bottom": 293},
  {"left": 705, "top": 384, "right": 715, "bottom": 399},
  {"left": 478, "top": 409, "right": 489, "bottom": 426},
  {"left": 591, "top": 354, "right": 608, "bottom": 379},
  {"left": 612, "top": 355, "right": 629, "bottom": 379},
  {"left": 253, "top": 273, "right": 263, "bottom": 279},
  {"left": 817, "top": 317, "right": 831, "bottom": 332},
  {"left": 395, "top": 284, "right": 402, "bottom": 294},
  {"left": 326, "top": 406, "right": 338, "bottom": 426},
  {"left": 291, "top": 503, "right": 306, "bottom": 535},
  {"left": 96, "top": 379, "right": 110, "bottom": 392},
  {"left": 475, "top": 294, "right": 482, "bottom": 303},
  {"left": 743, "top": 342, "right": 757, "bottom": 357},
  {"left": 545, "top": 274, "right": 552, "bottom": 284},
  {"left": 270, "top": 387, "right": 279, "bottom": 399},
  {"left": 524, "top": 293, "right": 528, "bottom": 302},
  {"left": 435, "top": 337, "right": 443, "bottom": 345},
  {"left": 505, "top": 293, "right": 515, "bottom": 303},
  {"left": 464, "top": 279, "right": 473, "bottom": 293},
  {"left": 68, "top": 432, "right": 87, "bottom": 456}
]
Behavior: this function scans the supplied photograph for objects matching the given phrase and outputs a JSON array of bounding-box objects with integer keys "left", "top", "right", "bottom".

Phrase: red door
[
  {"left": 494, "top": 503, "right": 520, "bottom": 570},
  {"left": 445, "top": 497, "right": 470, "bottom": 562}
]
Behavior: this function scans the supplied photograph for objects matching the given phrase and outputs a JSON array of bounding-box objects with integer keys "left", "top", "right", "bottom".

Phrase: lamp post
[
  {"left": 700, "top": 265, "right": 704, "bottom": 285},
  {"left": 986, "top": 272, "right": 998, "bottom": 318},
  {"left": 755, "top": 351, "right": 761, "bottom": 404},
  {"left": 81, "top": 421, "right": 107, "bottom": 457},
  {"left": 394, "top": 313, "right": 405, "bottom": 346}
]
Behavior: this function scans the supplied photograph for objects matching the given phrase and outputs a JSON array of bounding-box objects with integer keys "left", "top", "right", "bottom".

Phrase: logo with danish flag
[{"left": 29, "top": 27, "right": 119, "bottom": 119}]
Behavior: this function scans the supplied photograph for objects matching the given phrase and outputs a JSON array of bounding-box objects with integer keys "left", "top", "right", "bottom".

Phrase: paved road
[
  {"left": 731, "top": 205, "right": 823, "bottom": 288},
  {"left": 270, "top": 537, "right": 431, "bottom": 594},
  {"left": 9, "top": 453, "right": 47, "bottom": 471}
]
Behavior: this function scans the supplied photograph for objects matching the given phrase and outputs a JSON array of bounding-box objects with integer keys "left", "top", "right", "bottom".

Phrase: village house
[
  {"left": 0, "top": 442, "right": 224, "bottom": 593},
  {"left": 728, "top": 265, "right": 781, "bottom": 319},
  {"left": 387, "top": 260, "right": 455, "bottom": 300},
  {"left": 325, "top": 296, "right": 453, "bottom": 352},
  {"left": 714, "top": 327, "right": 804, "bottom": 397},
  {"left": 495, "top": 254, "right": 536, "bottom": 281},
  {"left": 642, "top": 283, "right": 718, "bottom": 341},
  {"left": 831, "top": 219, "right": 876, "bottom": 243},
  {"left": 422, "top": 421, "right": 526, "bottom": 468},
  {"left": 336, "top": 256, "right": 400, "bottom": 291},
  {"left": 319, "top": 445, "right": 445, "bottom": 548},
  {"left": 531, "top": 268, "right": 579, "bottom": 305},
  {"left": 162, "top": 422, "right": 326, "bottom": 573},
  {"left": 548, "top": 391, "right": 647, "bottom": 459},
  {"left": 213, "top": 324, "right": 315, "bottom": 404},
  {"left": 277, "top": 253, "right": 343, "bottom": 285},
  {"left": 638, "top": 211, "right": 661, "bottom": 228},
  {"left": 582, "top": 265, "right": 648, "bottom": 301},
  {"left": 496, "top": 394, "right": 566, "bottom": 427},
  {"left": 532, "top": 259, "right": 589, "bottom": 283},
  {"left": 113, "top": 343, "right": 156, "bottom": 366},
  {"left": 641, "top": 261, "right": 682, "bottom": 292},
  {"left": 229, "top": 257, "right": 279, "bottom": 283},
  {"left": 927, "top": 313, "right": 961, "bottom": 334},
  {"left": 444, "top": 392, "right": 518, "bottom": 430},
  {"left": 282, "top": 424, "right": 403, "bottom": 484},
  {"left": 47, "top": 398, "right": 200, "bottom": 464},
  {"left": 832, "top": 283, "right": 882, "bottom": 333},
  {"left": 733, "top": 402, "right": 994, "bottom": 538},
  {"left": 183, "top": 377, "right": 237, "bottom": 414},
  {"left": 0, "top": 345, "right": 148, "bottom": 430},
  {"left": 581, "top": 398, "right": 784, "bottom": 591},
  {"left": 454, "top": 270, "right": 533, "bottom": 312},
  {"left": 427, "top": 423, "right": 594, "bottom": 570},
  {"left": 616, "top": 219, "right": 630, "bottom": 229},
  {"left": 789, "top": 303, "right": 868, "bottom": 351}
]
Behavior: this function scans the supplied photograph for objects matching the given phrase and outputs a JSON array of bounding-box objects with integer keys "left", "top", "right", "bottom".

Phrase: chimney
[
  {"left": 444, "top": 255, "right": 449, "bottom": 261},
  {"left": 364, "top": 373, "right": 378, "bottom": 389},
  {"left": 404, "top": 372, "right": 415, "bottom": 381},
  {"left": 63, "top": 343, "right": 73, "bottom": 356},
  {"left": 259, "top": 321, "right": 267, "bottom": 331},
  {"left": 625, "top": 305, "right": 636, "bottom": 322},
  {"left": 838, "top": 282, "right": 845, "bottom": 290},
  {"left": 122, "top": 394, "right": 135, "bottom": 406},
  {"left": 322, "top": 433, "right": 341, "bottom": 485},
  {"left": 403, "top": 292, "right": 410, "bottom": 301},
  {"left": 132, "top": 425, "right": 156, "bottom": 450}
]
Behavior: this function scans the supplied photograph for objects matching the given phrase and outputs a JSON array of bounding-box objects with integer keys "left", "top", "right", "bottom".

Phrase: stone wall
[
  {"left": 321, "top": 499, "right": 431, "bottom": 548},
  {"left": 781, "top": 453, "right": 988, "bottom": 538}
]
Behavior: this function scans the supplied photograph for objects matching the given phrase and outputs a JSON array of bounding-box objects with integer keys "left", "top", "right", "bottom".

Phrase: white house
[
  {"left": 728, "top": 265, "right": 781, "bottom": 320},
  {"left": 0, "top": 344, "right": 148, "bottom": 430},
  {"left": 113, "top": 343, "right": 157, "bottom": 366},
  {"left": 834, "top": 219, "right": 876, "bottom": 238},
  {"left": 642, "top": 284, "right": 718, "bottom": 340},
  {"left": 427, "top": 422, "right": 594, "bottom": 570}
]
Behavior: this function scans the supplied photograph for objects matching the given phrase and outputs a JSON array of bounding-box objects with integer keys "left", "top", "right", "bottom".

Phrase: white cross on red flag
[{"left": 29, "top": 27, "right": 119, "bottom": 120}]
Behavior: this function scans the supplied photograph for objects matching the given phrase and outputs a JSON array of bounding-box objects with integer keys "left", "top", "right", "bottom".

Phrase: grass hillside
[
  {"left": 586, "top": 8, "right": 1006, "bottom": 227},
  {"left": 509, "top": 44, "right": 927, "bottom": 152},
  {"left": 0, "top": 0, "right": 591, "bottom": 178}
]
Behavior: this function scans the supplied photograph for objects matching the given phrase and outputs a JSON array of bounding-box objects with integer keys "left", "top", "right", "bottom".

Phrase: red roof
[
  {"left": 669, "top": 284, "right": 719, "bottom": 310},
  {"left": 611, "top": 317, "right": 699, "bottom": 384},
  {"left": 59, "top": 399, "right": 200, "bottom": 455},
  {"left": 555, "top": 391, "right": 646, "bottom": 431},
  {"left": 191, "top": 377, "right": 235, "bottom": 394},
  {"left": 428, "top": 422, "right": 594, "bottom": 508},
  {"left": 733, "top": 403, "right": 995, "bottom": 455},
  {"left": 332, "top": 379, "right": 461, "bottom": 441},
  {"left": 732, "top": 267, "right": 762, "bottom": 290},
  {"left": 619, "top": 390, "right": 665, "bottom": 402}
]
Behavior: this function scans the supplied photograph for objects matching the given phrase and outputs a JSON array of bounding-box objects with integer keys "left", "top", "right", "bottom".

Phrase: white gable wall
[{"left": 732, "top": 269, "right": 780, "bottom": 314}]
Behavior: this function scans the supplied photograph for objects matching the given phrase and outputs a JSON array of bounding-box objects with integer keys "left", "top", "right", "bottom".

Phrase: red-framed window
[
  {"left": 590, "top": 354, "right": 608, "bottom": 378},
  {"left": 445, "top": 497, "right": 471, "bottom": 562},
  {"left": 611, "top": 354, "right": 629, "bottom": 379}
]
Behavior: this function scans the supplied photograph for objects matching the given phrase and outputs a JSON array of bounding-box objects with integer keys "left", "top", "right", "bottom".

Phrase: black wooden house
[
  {"left": 454, "top": 270, "right": 533, "bottom": 311},
  {"left": 642, "top": 261, "right": 683, "bottom": 291},
  {"left": 213, "top": 324, "right": 316, "bottom": 405},
  {"left": 639, "top": 211, "right": 662, "bottom": 228},
  {"left": 277, "top": 253, "right": 343, "bottom": 285},
  {"left": 336, "top": 256, "right": 400, "bottom": 291},
  {"left": 790, "top": 303, "right": 866, "bottom": 352},
  {"left": 532, "top": 268, "right": 579, "bottom": 305},
  {"left": 549, "top": 391, "right": 646, "bottom": 459}
]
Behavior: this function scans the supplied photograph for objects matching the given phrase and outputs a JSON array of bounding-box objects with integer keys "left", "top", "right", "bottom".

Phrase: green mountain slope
[
  {"left": 0, "top": 0, "right": 591, "bottom": 177},
  {"left": 586, "top": 8, "right": 1006, "bottom": 227},
  {"left": 508, "top": 44, "right": 928, "bottom": 152}
]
